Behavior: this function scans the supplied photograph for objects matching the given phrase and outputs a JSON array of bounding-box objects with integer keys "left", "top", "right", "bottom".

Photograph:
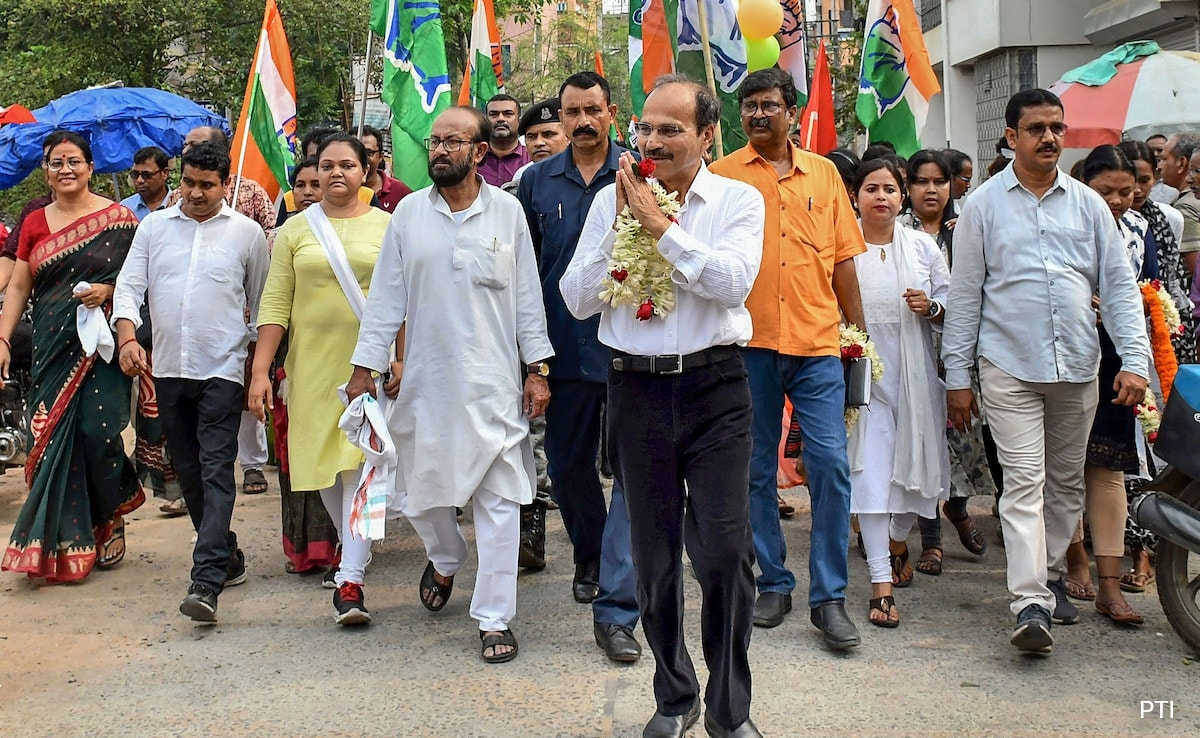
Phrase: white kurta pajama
[{"left": 351, "top": 179, "right": 553, "bottom": 631}]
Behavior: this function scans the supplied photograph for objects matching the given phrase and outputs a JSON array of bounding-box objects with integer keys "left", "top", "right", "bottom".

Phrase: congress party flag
[
  {"left": 778, "top": 0, "right": 808, "bottom": 106},
  {"left": 676, "top": 0, "right": 748, "bottom": 155},
  {"left": 231, "top": 0, "right": 298, "bottom": 199},
  {"left": 628, "top": 0, "right": 678, "bottom": 118},
  {"left": 855, "top": 0, "right": 940, "bottom": 157},
  {"left": 458, "top": 0, "right": 505, "bottom": 107},
  {"left": 372, "top": 0, "right": 452, "bottom": 190}
]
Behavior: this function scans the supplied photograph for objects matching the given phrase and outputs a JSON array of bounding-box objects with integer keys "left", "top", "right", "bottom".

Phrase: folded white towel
[{"left": 73, "top": 281, "right": 114, "bottom": 362}]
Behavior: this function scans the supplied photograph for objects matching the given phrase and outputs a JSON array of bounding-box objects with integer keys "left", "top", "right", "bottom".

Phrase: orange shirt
[{"left": 709, "top": 144, "right": 865, "bottom": 357}]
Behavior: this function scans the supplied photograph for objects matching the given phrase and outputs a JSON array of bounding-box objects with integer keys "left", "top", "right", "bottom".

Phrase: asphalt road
[{"left": 0, "top": 469, "right": 1196, "bottom": 737}]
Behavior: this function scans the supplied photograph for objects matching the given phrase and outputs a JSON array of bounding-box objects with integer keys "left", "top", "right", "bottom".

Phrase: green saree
[{"left": 2, "top": 204, "right": 144, "bottom": 582}]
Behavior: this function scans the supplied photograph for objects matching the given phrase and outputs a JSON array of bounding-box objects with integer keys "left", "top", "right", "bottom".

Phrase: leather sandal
[
  {"left": 944, "top": 502, "right": 987, "bottom": 556},
  {"left": 915, "top": 546, "right": 943, "bottom": 576},
  {"left": 97, "top": 520, "right": 126, "bottom": 569},
  {"left": 419, "top": 561, "right": 454, "bottom": 611},
  {"left": 868, "top": 595, "right": 899, "bottom": 628},
  {"left": 480, "top": 629, "right": 518, "bottom": 663},
  {"left": 1096, "top": 599, "right": 1145, "bottom": 626},
  {"left": 890, "top": 544, "right": 913, "bottom": 588},
  {"left": 1064, "top": 576, "right": 1096, "bottom": 601},
  {"left": 1119, "top": 568, "right": 1154, "bottom": 593}
]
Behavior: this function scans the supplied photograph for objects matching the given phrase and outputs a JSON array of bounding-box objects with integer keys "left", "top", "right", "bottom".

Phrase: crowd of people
[{"left": 0, "top": 69, "right": 1197, "bottom": 738}]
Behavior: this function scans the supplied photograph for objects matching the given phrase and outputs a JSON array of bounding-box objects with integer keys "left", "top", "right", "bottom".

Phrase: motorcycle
[
  {"left": 0, "top": 309, "right": 33, "bottom": 471},
  {"left": 1130, "top": 363, "right": 1200, "bottom": 653}
]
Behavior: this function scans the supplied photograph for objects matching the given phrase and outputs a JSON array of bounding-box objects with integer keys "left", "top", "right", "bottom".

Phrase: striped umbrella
[
  {"left": 0, "top": 104, "right": 36, "bottom": 124},
  {"left": 1050, "top": 49, "right": 1200, "bottom": 149}
]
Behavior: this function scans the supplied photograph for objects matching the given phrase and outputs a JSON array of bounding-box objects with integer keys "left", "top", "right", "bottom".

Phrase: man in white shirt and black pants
[
  {"left": 112, "top": 143, "right": 270, "bottom": 621},
  {"left": 562, "top": 76, "right": 765, "bottom": 738}
]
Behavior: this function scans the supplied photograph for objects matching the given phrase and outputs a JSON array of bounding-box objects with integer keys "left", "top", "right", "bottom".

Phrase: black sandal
[
  {"left": 419, "top": 561, "right": 454, "bottom": 611},
  {"left": 944, "top": 502, "right": 987, "bottom": 556},
  {"left": 97, "top": 520, "right": 126, "bottom": 569},
  {"left": 890, "top": 544, "right": 913, "bottom": 588},
  {"left": 480, "top": 629, "right": 519, "bottom": 663},
  {"left": 868, "top": 595, "right": 899, "bottom": 628},
  {"left": 915, "top": 546, "right": 943, "bottom": 576}
]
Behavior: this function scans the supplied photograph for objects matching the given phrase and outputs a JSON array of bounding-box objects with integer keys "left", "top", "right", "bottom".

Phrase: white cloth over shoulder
[
  {"left": 337, "top": 382, "right": 395, "bottom": 541},
  {"left": 73, "top": 281, "right": 114, "bottom": 362}
]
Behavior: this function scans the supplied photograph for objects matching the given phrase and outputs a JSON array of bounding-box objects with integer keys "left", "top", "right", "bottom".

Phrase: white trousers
[
  {"left": 402, "top": 486, "right": 519, "bottom": 632},
  {"left": 238, "top": 411, "right": 268, "bottom": 469},
  {"left": 858, "top": 512, "right": 918, "bottom": 584},
  {"left": 979, "top": 358, "right": 1099, "bottom": 615},
  {"left": 319, "top": 465, "right": 371, "bottom": 586}
]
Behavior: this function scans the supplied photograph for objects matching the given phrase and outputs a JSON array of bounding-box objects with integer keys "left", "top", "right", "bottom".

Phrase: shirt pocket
[
  {"left": 472, "top": 239, "right": 514, "bottom": 290},
  {"left": 1057, "top": 226, "right": 1096, "bottom": 272}
]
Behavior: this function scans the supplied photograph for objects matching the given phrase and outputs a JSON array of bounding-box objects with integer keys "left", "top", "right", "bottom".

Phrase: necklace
[{"left": 880, "top": 247, "right": 887, "bottom": 262}]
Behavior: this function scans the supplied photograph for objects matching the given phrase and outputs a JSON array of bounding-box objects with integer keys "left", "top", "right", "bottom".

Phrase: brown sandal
[
  {"left": 944, "top": 502, "right": 987, "bottom": 556},
  {"left": 1096, "top": 600, "right": 1145, "bottom": 625},
  {"left": 1064, "top": 576, "right": 1096, "bottom": 601},
  {"left": 890, "top": 544, "right": 913, "bottom": 588},
  {"left": 915, "top": 546, "right": 943, "bottom": 576},
  {"left": 868, "top": 595, "right": 899, "bottom": 628},
  {"left": 1119, "top": 568, "right": 1154, "bottom": 593}
]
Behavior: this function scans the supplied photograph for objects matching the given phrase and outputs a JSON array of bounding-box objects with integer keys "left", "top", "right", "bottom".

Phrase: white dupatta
[{"left": 306, "top": 204, "right": 397, "bottom": 539}]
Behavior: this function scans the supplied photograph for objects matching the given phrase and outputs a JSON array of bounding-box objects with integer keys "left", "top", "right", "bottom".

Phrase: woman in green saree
[{"left": 0, "top": 130, "right": 143, "bottom": 582}]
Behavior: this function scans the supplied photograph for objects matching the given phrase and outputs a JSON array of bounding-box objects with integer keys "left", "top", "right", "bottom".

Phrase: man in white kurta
[{"left": 348, "top": 107, "right": 553, "bottom": 663}]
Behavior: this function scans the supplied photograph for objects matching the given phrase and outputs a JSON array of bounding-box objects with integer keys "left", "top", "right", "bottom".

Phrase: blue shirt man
[
  {"left": 120, "top": 146, "right": 172, "bottom": 222},
  {"left": 517, "top": 71, "right": 642, "bottom": 665}
]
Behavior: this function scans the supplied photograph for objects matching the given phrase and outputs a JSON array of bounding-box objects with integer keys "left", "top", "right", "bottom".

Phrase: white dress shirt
[
  {"left": 559, "top": 165, "right": 765, "bottom": 356},
  {"left": 112, "top": 202, "right": 270, "bottom": 385}
]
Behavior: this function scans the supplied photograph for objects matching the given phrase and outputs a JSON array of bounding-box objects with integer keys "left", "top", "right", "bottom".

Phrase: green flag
[{"left": 371, "top": 0, "right": 452, "bottom": 190}]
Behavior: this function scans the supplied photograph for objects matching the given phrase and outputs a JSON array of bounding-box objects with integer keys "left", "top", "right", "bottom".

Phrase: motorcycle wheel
[{"left": 1156, "top": 480, "right": 1200, "bottom": 654}]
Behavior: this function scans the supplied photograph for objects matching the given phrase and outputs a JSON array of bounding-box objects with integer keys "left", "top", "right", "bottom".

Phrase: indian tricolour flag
[
  {"left": 855, "top": 0, "right": 940, "bottom": 157},
  {"left": 458, "top": 0, "right": 504, "bottom": 108},
  {"left": 231, "top": 0, "right": 298, "bottom": 199}
]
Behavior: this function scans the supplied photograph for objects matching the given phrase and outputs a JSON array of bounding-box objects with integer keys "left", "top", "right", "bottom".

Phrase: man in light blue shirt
[
  {"left": 942, "top": 88, "right": 1150, "bottom": 655},
  {"left": 119, "top": 146, "right": 171, "bottom": 221}
]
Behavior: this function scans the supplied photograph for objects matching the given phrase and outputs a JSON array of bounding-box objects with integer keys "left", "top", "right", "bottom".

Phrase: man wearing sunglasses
[{"left": 120, "top": 147, "right": 171, "bottom": 221}]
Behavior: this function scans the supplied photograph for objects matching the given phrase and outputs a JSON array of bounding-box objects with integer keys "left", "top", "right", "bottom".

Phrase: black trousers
[
  {"left": 544, "top": 378, "right": 607, "bottom": 564},
  {"left": 607, "top": 355, "right": 755, "bottom": 729},
  {"left": 156, "top": 377, "right": 243, "bottom": 593}
]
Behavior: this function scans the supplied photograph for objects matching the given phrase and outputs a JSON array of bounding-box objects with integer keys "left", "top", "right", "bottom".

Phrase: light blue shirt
[
  {"left": 120, "top": 188, "right": 171, "bottom": 221},
  {"left": 942, "top": 165, "right": 1150, "bottom": 389}
]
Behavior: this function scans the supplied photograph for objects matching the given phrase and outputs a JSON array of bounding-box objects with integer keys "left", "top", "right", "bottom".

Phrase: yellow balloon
[
  {"left": 737, "top": 0, "right": 784, "bottom": 40},
  {"left": 745, "top": 35, "right": 781, "bottom": 72}
]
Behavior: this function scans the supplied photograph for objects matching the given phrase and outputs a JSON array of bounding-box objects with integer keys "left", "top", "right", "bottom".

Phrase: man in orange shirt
[{"left": 710, "top": 69, "right": 868, "bottom": 649}]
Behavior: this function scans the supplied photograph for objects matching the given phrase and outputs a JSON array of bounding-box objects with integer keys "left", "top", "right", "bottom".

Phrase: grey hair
[
  {"left": 652, "top": 74, "right": 722, "bottom": 130},
  {"left": 1173, "top": 133, "right": 1200, "bottom": 161}
]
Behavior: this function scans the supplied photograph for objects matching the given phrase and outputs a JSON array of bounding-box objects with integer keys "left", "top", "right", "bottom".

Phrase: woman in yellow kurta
[{"left": 249, "top": 134, "right": 394, "bottom": 626}]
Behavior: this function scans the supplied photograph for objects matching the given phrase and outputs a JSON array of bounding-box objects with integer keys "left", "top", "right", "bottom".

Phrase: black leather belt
[{"left": 611, "top": 346, "right": 741, "bottom": 375}]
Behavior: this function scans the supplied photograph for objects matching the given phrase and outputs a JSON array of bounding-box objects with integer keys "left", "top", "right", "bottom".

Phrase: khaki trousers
[{"left": 978, "top": 358, "right": 1099, "bottom": 615}]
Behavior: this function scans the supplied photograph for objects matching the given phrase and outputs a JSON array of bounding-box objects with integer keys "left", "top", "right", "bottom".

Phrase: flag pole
[
  {"left": 233, "top": 28, "right": 267, "bottom": 211},
  {"left": 356, "top": 30, "right": 374, "bottom": 137},
  {"left": 695, "top": 0, "right": 724, "bottom": 159}
]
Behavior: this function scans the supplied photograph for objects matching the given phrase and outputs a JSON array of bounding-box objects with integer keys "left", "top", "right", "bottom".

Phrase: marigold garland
[
  {"left": 840, "top": 324, "right": 884, "bottom": 432},
  {"left": 599, "top": 160, "right": 681, "bottom": 322},
  {"left": 1141, "top": 281, "right": 1179, "bottom": 403}
]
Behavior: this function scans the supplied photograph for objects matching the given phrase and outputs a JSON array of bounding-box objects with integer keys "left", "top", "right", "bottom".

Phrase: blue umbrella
[{"left": 0, "top": 87, "right": 230, "bottom": 189}]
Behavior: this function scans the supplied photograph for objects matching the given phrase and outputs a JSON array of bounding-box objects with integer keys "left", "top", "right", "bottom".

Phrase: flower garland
[
  {"left": 840, "top": 324, "right": 884, "bottom": 431},
  {"left": 1140, "top": 281, "right": 1179, "bottom": 403},
  {"left": 1145, "top": 278, "right": 1184, "bottom": 338},
  {"left": 599, "top": 159, "right": 681, "bottom": 321},
  {"left": 1134, "top": 386, "right": 1161, "bottom": 443}
]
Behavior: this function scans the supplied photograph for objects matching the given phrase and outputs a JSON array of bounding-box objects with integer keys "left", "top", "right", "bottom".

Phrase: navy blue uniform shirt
[{"left": 518, "top": 142, "right": 628, "bottom": 382}]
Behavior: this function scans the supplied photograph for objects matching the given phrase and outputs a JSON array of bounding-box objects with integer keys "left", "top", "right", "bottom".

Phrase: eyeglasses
[
  {"left": 739, "top": 101, "right": 784, "bottom": 116},
  {"left": 45, "top": 158, "right": 88, "bottom": 172},
  {"left": 1018, "top": 123, "right": 1068, "bottom": 138},
  {"left": 633, "top": 123, "right": 687, "bottom": 139},
  {"left": 129, "top": 169, "right": 162, "bottom": 180},
  {"left": 424, "top": 137, "right": 473, "bottom": 152}
]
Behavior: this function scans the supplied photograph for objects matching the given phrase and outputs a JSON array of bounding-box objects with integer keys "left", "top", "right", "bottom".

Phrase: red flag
[
  {"left": 799, "top": 40, "right": 837, "bottom": 155},
  {"left": 0, "top": 104, "right": 36, "bottom": 124}
]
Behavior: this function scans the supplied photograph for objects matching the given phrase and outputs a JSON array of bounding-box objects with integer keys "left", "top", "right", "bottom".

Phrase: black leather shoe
[
  {"left": 518, "top": 502, "right": 546, "bottom": 570},
  {"left": 752, "top": 592, "right": 792, "bottom": 628},
  {"left": 643, "top": 700, "right": 700, "bottom": 738},
  {"left": 573, "top": 559, "right": 601, "bottom": 603},
  {"left": 810, "top": 600, "right": 861, "bottom": 650},
  {"left": 594, "top": 621, "right": 642, "bottom": 663},
  {"left": 704, "top": 713, "right": 764, "bottom": 738}
]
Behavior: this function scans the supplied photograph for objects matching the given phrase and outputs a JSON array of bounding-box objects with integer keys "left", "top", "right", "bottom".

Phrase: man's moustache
[
  {"left": 573, "top": 127, "right": 598, "bottom": 137},
  {"left": 645, "top": 150, "right": 671, "bottom": 160},
  {"left": 749, "top": 117, "right": 771, "bottom": 128}
]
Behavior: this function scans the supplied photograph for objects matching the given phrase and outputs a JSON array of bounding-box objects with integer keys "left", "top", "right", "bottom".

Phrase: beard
[{"left": 428, "top": 156, "right": 473, "bottom": 187}]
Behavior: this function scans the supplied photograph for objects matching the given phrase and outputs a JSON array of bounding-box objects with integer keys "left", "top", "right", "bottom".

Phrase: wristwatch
[
  {"left": 527, "top": 361, "right": 550, "bottom": 377},
  {"left": 924, "top": 300, "right": 943, "bottom": 320}
]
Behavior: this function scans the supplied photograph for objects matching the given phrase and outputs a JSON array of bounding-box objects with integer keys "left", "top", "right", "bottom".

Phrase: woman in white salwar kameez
[{"left": 849, "top": 158, "right": 952, "bottom": 628}]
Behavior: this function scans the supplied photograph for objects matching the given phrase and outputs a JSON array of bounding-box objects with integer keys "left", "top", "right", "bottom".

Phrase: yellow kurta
[{"left": 258, "top": 208, "right": 392, "bottom": 491}]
